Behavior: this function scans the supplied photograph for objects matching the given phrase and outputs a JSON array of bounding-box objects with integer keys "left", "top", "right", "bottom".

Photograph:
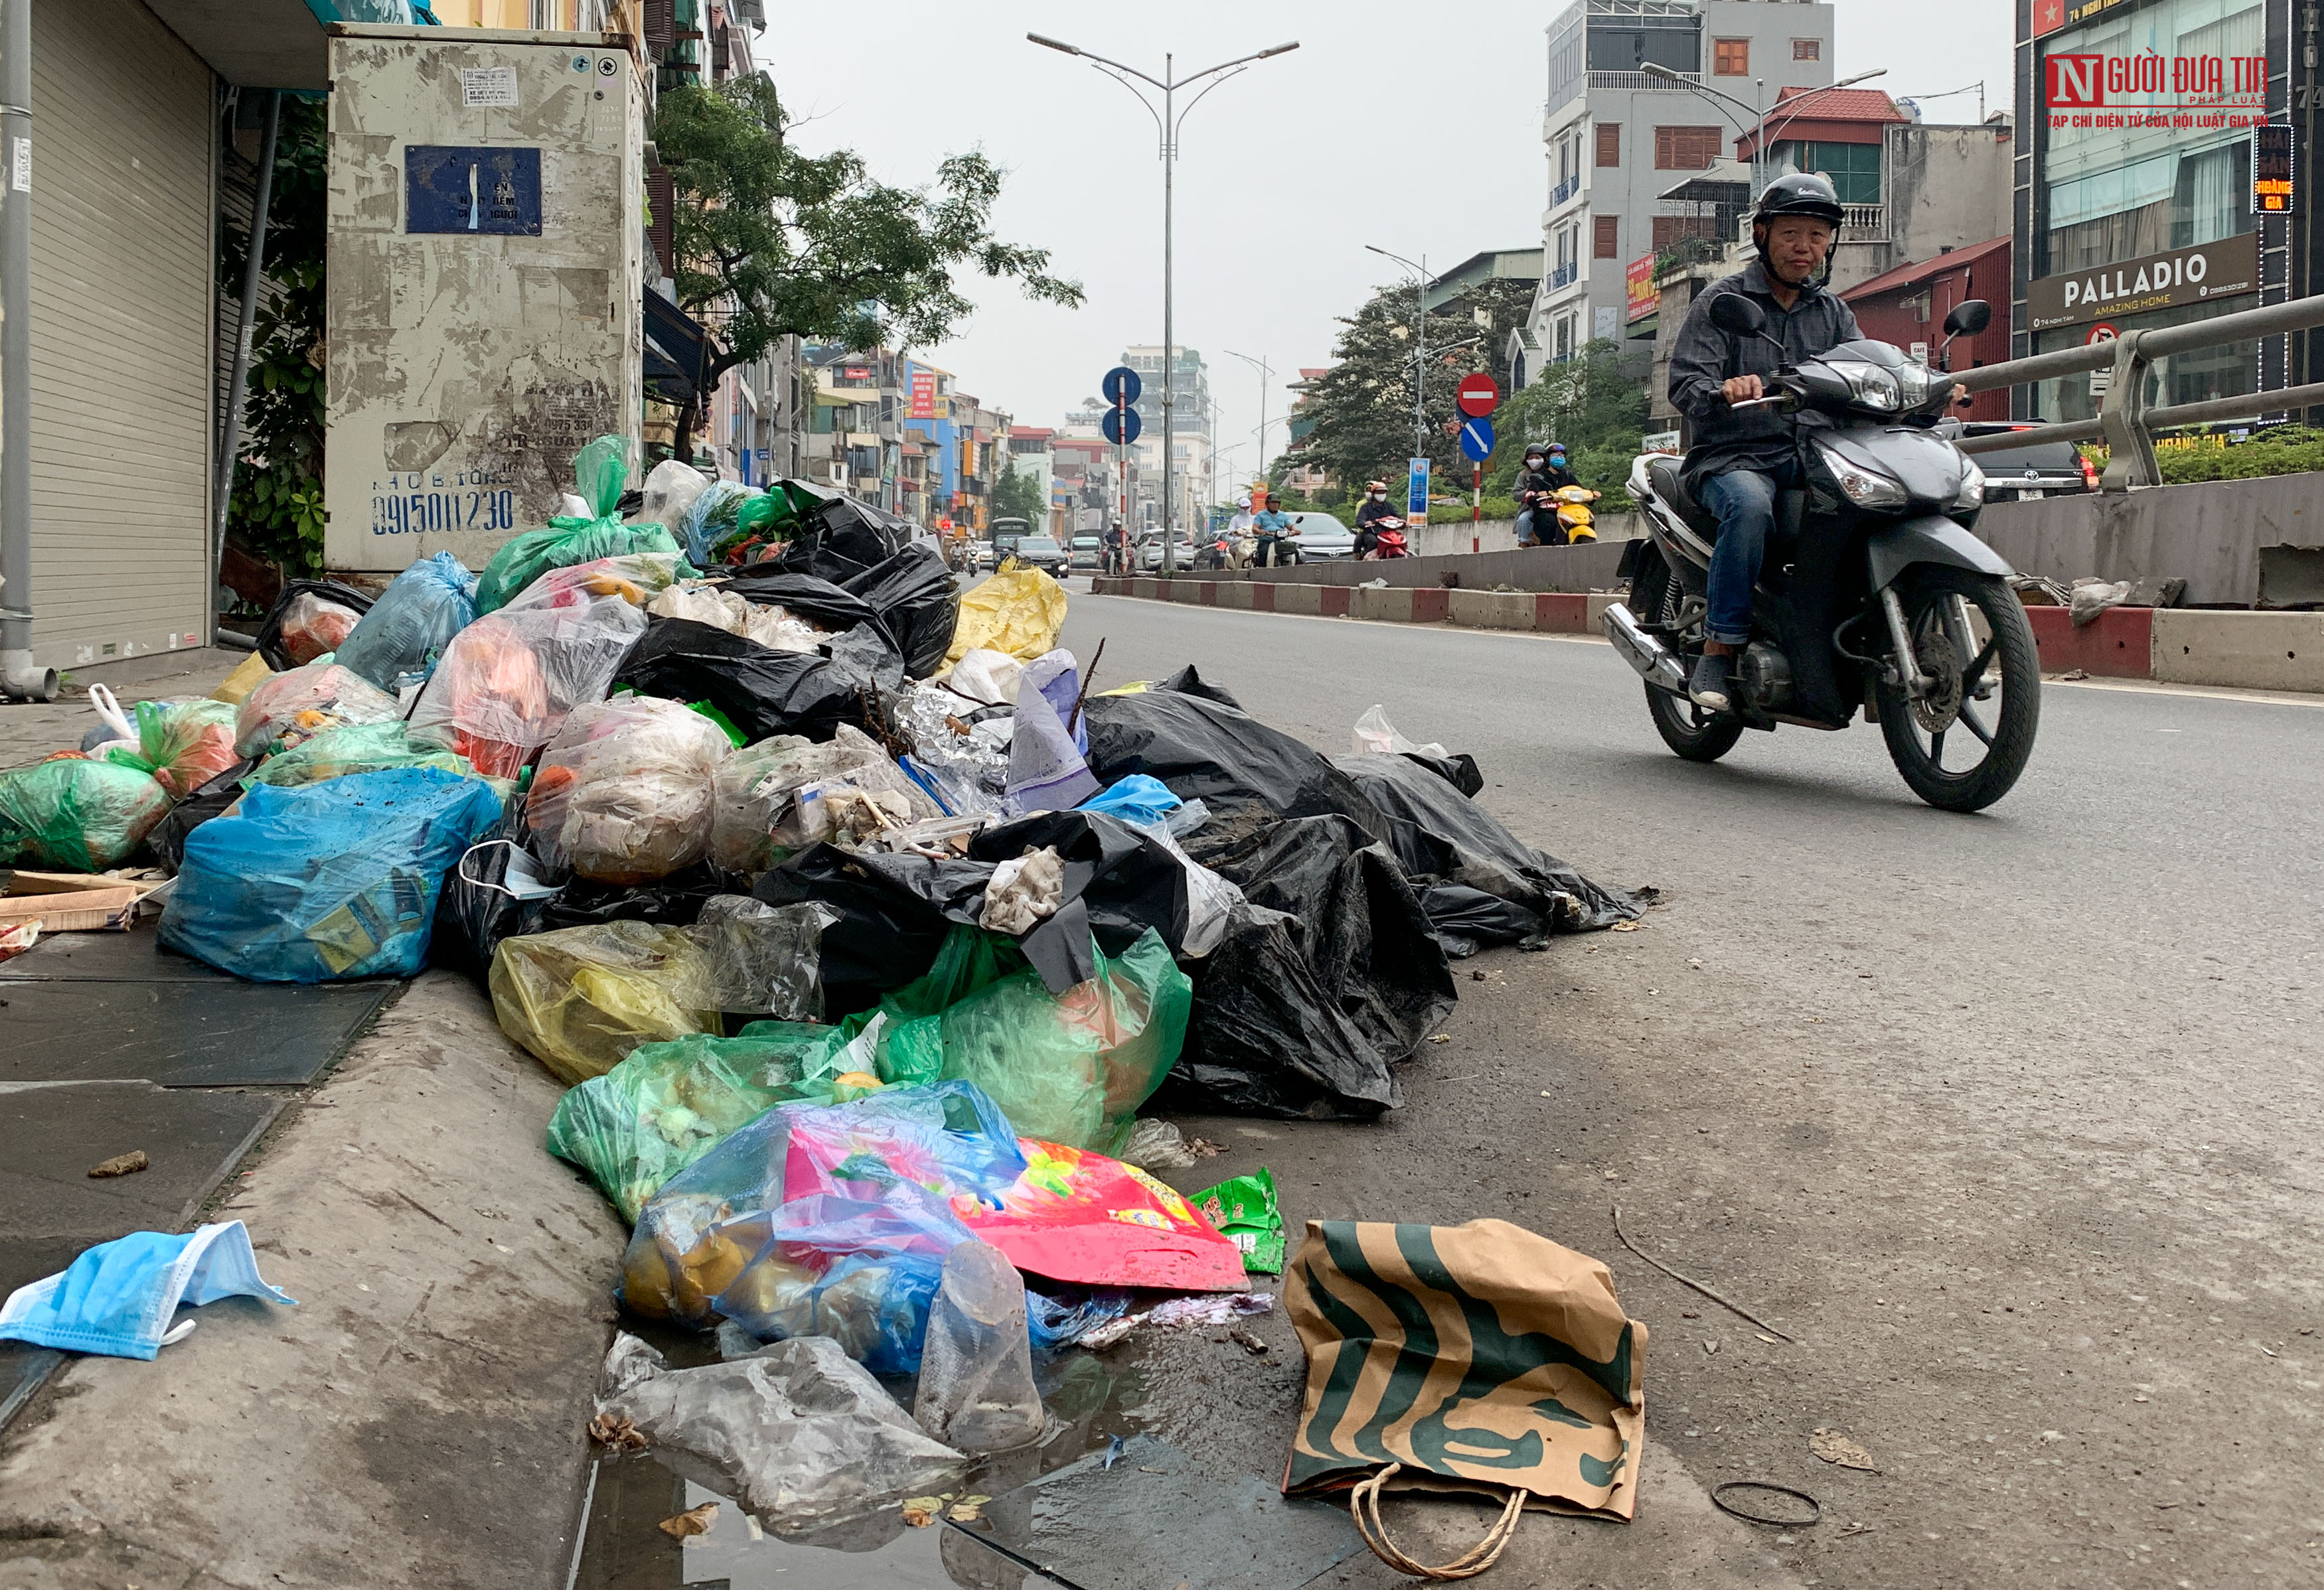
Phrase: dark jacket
[
  {"left": 1518, "top": 463, "right": 1577, "bottom": 504},
  {"left": 1669, "top": 260, "right": 1861, "bottom": 498},
  {"left": 1355, "top": 496, "right": 1399, "bottom": 527}
]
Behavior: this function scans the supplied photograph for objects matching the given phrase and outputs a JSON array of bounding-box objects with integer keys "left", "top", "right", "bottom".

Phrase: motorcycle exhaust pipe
[{"left": 1602, "top": 601, "right": 1691, "bottom": 695}]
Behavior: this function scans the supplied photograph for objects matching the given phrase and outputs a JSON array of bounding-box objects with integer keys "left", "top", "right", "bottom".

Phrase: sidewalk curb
[{"left": 1089, "top": 577, "right": 2324, "bottom": 695}]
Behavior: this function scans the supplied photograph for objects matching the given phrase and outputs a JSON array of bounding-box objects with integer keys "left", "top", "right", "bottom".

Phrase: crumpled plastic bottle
[{"left": 912, "top": 1240, "right": 1046, "bottom": 1454}]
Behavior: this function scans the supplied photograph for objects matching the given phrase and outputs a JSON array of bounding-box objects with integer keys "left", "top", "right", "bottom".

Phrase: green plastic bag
[
  {"left": 544, "top": 1025, "right": 862, "bottom": 1223},
  {"left": 872, "top": 924, "right": 1030, "bottom": 1088},
  {"left": 1191, "top": 1168, "right": 1285, "bottom": 1274},
  {"left": 927, "top": 928, "right": 1192, "bottom": 1153},
  {"left": 473, "top": 435, "right": 683, "bottom": 614},
  {"left": 0, "top": 757, "right": 174, "bottom": 871},
  {"left": 241, "top": 719, "right": 473, "bottom": 790}
]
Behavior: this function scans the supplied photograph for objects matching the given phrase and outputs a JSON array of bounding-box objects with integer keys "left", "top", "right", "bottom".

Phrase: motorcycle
[
  {"left": 1357, "top": 516, "right": 1411, "bottom": 560},
  {"left": 1599, "top": 296, "right": 2040, "bottom": 813},
  {"left": 1553, "top": 485, "right": 1600, "bottom": 544}
]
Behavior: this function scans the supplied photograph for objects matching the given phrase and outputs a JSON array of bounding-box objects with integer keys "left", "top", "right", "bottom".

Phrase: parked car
[
  {"left": 1069, "top": 536, "right": 1103, "bottom": 571},
  {"left": 1946, "top": 421, "right": 2098, "bottom": 502},
  {"left": 1282, "top": 510, "right": 1356, "bottom": 561},
  {"left": 1138, "top": 534, "right": 1198, "bottom": 571},
  {"left": 1013, "top": 535, "right": 1069, "bottom": 575}
]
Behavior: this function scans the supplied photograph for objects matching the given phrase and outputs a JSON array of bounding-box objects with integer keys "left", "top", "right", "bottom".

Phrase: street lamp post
[
  {"left": 1365, "top": 244, "right": 1431, "bottom": 463},
  {"left": 1641, "top": 64, "right": 1887, "bottom": 206},
  {"left": 1030, "top": 33, "right": 1298, "bottom": 574},
  {"left": 1221, "top": 348, "right": 1275, "bottom": 492}
]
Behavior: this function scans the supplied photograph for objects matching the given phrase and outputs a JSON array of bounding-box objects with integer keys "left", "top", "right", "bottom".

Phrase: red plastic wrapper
[{"left": 959, "top": 1137, "right": 1249, "bottom": 1293}]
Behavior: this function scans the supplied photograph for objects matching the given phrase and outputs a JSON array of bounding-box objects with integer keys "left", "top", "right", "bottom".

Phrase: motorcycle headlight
[
  {"left": 1825, "top": 359, "right": 1902, "bottom": 413},
  {"left": 1894, "top": 362, "right": 1936, "bottom": 409},
  {"left": 1952, "top": 461, "right": 1986, "bottom": 510},
  {"left": 1817, "top": 443, "right": 1908, "bottom": 508}
]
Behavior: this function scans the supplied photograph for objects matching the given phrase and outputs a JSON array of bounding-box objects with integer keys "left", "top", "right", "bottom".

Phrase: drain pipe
[
  {"left": 210, "top": 87, "right": 280, "bottom": 649},
  {"left": 1, "top": 0, "right": 54, "bottom": 700}
]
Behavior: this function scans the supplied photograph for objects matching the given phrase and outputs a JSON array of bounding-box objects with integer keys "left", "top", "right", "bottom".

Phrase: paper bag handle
[{"left": 1349, "top": 1463, "right": 1527, "bottom": 1581}]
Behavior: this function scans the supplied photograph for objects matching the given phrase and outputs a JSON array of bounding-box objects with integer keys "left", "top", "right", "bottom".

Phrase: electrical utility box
[{"left": 325, "top": 26, "right": 644, "bottom": 573}]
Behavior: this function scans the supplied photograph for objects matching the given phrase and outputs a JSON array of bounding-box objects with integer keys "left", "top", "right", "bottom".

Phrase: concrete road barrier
[{"left": 2153, "top": 609, "right": 2324, "bottom": 691}]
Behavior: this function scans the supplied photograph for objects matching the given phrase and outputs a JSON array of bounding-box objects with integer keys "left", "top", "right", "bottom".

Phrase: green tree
[
  {"left": 990, "top": 465, "right": 1045, "bottom": 525},
  {"left": 1292, "top": 277, "right": 1535, "bottom": 493},
  {"left": 656, "top": 78, "right": 1083, "bottom": 460},
  {"left": 220, "top": 99, "right": 329, "bottom": 577}
]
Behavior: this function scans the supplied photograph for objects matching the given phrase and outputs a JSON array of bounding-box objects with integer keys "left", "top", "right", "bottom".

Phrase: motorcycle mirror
[
  {"left": 1709, "top": 294, "right": 1766, "bottom": 336},
  {"left": 1942, "top": 299, "right": 1992, "bottom": 337}
]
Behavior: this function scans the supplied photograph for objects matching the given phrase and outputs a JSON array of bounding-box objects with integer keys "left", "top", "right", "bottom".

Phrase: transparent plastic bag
[
  {"left": 158, "top": 766, "right": 503, "bottom": 982},
  {"left": 647, "top": 582, "right": 824, "bottom": 651},
  {"left": 944, "top": 648, "right": 1024, "bottom": 706},
  {"left": 1350, "top": 703, "right": 1447, "bottom": 759},
  {"left": 709, "top": 734, "right": 815, "bottom": 875},
  {"left": 672, "top": 478, "right": 751, "bottom": 564},
  {"left": 241, "top": 719, "right": 471, "bottom": 790},
  {"left": 0, "top": 757, "right": 173, "bottom": 871},
  {"left": 272, "top": 591, "right": 364, "bottom": 666},
  {"left": 639, "top": 456, "right": 712, "bottom": 530},
  {"left": 117, "top": 699, "right": 240, "bottom": 800},
  {"left": 333, "top": 551, "right": 477, "bottom": 692},
  {"left": 406, "top": 585, "right": 645, "bottom": 779},
  {"left": 593, "top": 1334, "right": 964, "bottom": 1530},
  {"left": 473, "top": 435, "right": 681, "bottom": 614},
  {"left": 517, "top": 551, "right": 688, "bottom": 611},
  {"left": 524, "top": 696, "right": 732, "bottom": 886},
  {"left": 489, "top": 920, "right": 718, "bottom": 1086},
  {"left": 913, "top": 1240, "right": 1044, "bottom": 1453},
  {"left": 685, "top": 895, "right": 833, "bottom": 1018},
  {"left": 232, "top": 662, "right": 401, "bottom": 759},
  {"left": 722, "top": 723, "right": 941, "bottom": 854}
]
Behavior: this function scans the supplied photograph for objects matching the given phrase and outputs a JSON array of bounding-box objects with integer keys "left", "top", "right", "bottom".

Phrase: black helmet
[
  {"left": 1753, "top": 171, "right": 1845, "bottom": 228},
  {"left": 1524, "top": 441, "right": 1548, "bottom": 459}
]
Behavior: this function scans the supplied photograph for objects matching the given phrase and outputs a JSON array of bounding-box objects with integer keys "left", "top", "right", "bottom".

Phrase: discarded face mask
[
  {"left": 593, "top": 1332, "right": 965, "bottom": 1532},
  {"left": 0, "top": 1221, "right": 296, "bottom": 1360}
]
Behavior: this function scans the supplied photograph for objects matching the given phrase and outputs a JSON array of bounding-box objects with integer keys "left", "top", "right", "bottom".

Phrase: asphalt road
[{"left": 1056, "top": 587, "right": 2324, "bottom": 1590}]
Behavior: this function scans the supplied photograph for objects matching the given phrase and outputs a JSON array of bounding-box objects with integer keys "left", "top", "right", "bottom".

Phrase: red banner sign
[
  {"left": 908, "top": 370, "right": 937, "bottom": 420},
  {"left": 1626, "top": 255, "right": 1658, "bottom": 324}
]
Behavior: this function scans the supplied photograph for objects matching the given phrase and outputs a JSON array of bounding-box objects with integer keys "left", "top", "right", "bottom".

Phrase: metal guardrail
[{"left": 1953, "top": 290, "right": 2324, "bottom": 489}]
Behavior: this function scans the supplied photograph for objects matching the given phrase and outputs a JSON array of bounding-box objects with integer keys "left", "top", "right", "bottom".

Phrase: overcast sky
[{"left": 765, "top": 0, "right": 2012, "bottom": 484}]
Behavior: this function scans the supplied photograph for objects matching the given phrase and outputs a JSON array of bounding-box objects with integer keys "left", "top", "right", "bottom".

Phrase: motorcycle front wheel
[
  {"left": 1873, "top": 565, "right": 2040, "bottom": 812},
  {"left": 1634, "top": 545, "right": 1744, "bottom": 762}
]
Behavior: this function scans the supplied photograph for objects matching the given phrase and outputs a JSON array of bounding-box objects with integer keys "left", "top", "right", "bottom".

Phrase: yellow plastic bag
[
  {"left": 945, "top": 568, "right": 1066, "bottom": 667},
  {"left": 208, "top": 650, "right": 274, "bottom": 707},
  {"left": 489, "top": 920, "right": 717, "bottom": 1086}
]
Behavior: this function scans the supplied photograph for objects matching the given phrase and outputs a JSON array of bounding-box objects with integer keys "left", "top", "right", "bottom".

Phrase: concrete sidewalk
[
  {"left": 1, "top": 648, "right": 248, "bottom": 769},
  {"left": 0, "top": 974, "right": 623, "bottom": 1590}
]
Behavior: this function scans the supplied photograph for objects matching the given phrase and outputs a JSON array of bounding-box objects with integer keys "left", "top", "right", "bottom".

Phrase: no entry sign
[{"left": 1454, "top": 374, "right": 1500, "bottom": 417}]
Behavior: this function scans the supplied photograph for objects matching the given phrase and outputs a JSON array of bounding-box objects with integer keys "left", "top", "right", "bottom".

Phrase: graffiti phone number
[{"left": 371, "top": 488, "right": 518, "bottom": 536}]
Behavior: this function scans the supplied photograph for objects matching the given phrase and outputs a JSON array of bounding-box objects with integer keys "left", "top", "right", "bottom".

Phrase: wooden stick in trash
[
  {"left": 1067, "top": 638, "right": 1106, "bottom": 733},
  {"left": 1611, "top": 1205, "right": 1798, "bottom": 1343}
]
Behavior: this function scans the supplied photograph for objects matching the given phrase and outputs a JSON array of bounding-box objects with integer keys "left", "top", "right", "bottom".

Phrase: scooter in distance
[
  {"left": 1599, "top": 296, "right": 2040, "bottom": 812},
  {"left": 1357, "top": 517, "right": 1411, "bottom": 560},
  {"left": 1553, "top": 484, "right": 1601, "bottom": 543}
]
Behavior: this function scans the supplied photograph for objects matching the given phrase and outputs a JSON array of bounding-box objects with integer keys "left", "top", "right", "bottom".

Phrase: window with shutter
[
  {"left": 1793, "top": 38, "right": 1820, "bottom": 60},
  {"left": 1593, "top": 216, "right": 1619, "bottom": 258},
  {"left": 1654, "top": 125, "right": 1723, "bottom": 169},
  {"left": 1713, "top": 38, "right": 1748, "bottom": 76},
  {"left": 1595, "top": 123, "right": 1620, "bottom": 167},
  {"left": 1651, "top": 216, "right": 1717, "bottom": 250}
]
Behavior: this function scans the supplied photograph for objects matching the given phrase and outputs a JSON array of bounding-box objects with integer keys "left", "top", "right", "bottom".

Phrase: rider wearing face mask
[
  {"left": 1667, "top": 173, "right": 1857, "bottom": 712},
  {"left": 1514, "top": 443, "right": 1579, "bottom": 547},
  {"left": 1354, "top": 478, "right": 1397, "bottom": 556}
]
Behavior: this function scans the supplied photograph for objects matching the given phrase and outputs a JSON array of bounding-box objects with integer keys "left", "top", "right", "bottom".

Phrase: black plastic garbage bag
[
  {"left": 254, "top": 579, "right": 374, "bottom": 670},
  {"left": 968, "top": 809, "right": 1190, "bottom": 993},
  {"left": 1083, "top": 686, "right": 1381, "bottom": 843},
  {"left": 145, "top": 760, "right": 257, "bottom": 875},
  {"left": 838, "top": 543, "right": 958, "bottom": 679},
  {"left": 1421, "top": 883, "right": 1545, "bottom": 959},
  {"left": 545, "top": 860, "right": 739, "bottom": 933},
  {"left": 431, "top": 794, "right": 550, "bottom": 982},
  {"left": 614, "top": 616, "right": 904, "bottom": 743},
  {"left": 1150, "top": 664, "right": 1243, "bottom": 710},
  {"left": 1403, "top": 749, "right": 1484, "bottom": 798},
  {"left": 1329, "top": 752, "right": 1634, "bottom": 930},
  {"left": 768, "top": 496, "right": 919, "bottom": 584},
  {"left": 1161, "top": 901, "right": 1403, "bottom": 1120},
  {"left": 1204, "top": 814, "right": 1456, "bottom": 1077},
  {"left": 710, "top": 569, "right": 882, "bottom": 634},
  {"left": 753, "top": 843, "right": 993, "bottom": 1016}
]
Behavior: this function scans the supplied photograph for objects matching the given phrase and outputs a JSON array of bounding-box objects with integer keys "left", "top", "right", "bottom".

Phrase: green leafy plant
[
  {"left": 2090, "top": 424, "right": 2324, "bottom": 484},
  {"left": 218, "top": 98, "right": 329, "bottom": 578},
  {"left": 655, "top": 78, "right": 1082, "bottom": 462},
  {"left": 989, "top": 467, "right": 1046, "bottom": 526}
]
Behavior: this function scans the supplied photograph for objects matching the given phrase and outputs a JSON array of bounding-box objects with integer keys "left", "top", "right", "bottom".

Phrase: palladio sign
[{"left": 2027, "top": 232, "right": 2260, "bottom": 332}]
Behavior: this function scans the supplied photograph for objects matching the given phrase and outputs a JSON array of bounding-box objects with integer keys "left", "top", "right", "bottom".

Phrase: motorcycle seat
[{"left": 1647, "top": 457, "right": 1721, "bottom": 540}]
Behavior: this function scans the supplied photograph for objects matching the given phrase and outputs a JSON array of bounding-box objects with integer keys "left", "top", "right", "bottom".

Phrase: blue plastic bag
[
  {"left": 335, "top": 551, "right": 479, "bottom": 692},
  {"left": 1077, "top": 773, "right": 1182, "bottom": 830},
  {"left": 159, "top": 766, "right": 503, "bottom": 982},
  {"left": 0, "top": 1221, "right": 295, "bottom": 1360},
  {"left": 620, "top": 1082, "right": 1028, "bottom": 1372}
]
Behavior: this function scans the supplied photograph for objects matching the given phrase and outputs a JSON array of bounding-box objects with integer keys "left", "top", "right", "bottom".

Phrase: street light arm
[
  {"left": 1640, "top": 63, "right": 1756, "bottom": 127},
  {"left": 1172, "top": 66, "right": 1248, "bottom": 138},
  {"left": 1027, "top": 33, "right": 1168, "bottom": 91},
  {"left": 1749, "top": 70, "right": 1890, "bottom": 153},
  {"left": 1168, "top": 41, "right": 1298, "bottom": 89},
  {"left": 1364, "top": 242, "right": 1425, "bottom": 279},
  {"left": 1088, "top": 64, "right": 1166, "bottom": 146}
]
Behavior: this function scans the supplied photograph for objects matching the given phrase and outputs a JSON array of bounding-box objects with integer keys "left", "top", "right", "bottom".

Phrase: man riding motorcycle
[{"left": 1666, "top": 173, "right": 1866, "bottom": 713}]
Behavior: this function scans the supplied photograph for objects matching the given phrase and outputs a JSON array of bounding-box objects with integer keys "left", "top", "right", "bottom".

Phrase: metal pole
[
  {"left": 1161, "top": 54, "right": 1176, "bottom": 573},
  {"left": 212, "top": 89, "right": 281, "bottom": 646},
  {"left": 1, "top": 0, "right": 54, "bottom": 698},
  {"left": 1413, "top": 255, "right": 1427, "bottom": 461}
]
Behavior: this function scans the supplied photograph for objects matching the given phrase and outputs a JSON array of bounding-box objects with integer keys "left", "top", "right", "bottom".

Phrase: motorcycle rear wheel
[
  {"left": 1873, "top": 566, "right": 2040, "bottom": 812},
  {"left": 1634, "top": 546, "right": 1744, "bottom": 762}
]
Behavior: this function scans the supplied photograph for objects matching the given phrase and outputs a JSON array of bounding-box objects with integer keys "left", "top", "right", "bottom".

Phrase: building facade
[
  {"left": 1120, "top": 345, "right": 1211, "bottom": 530},
  {"left": 1528, "top": 0, "right": 1835, "bottom": 383},
  {"left": 2011, "top": 0, "right": 2303, "bottom": 422}
]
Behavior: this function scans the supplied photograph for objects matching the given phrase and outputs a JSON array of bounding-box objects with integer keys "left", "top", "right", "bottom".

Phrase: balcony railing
[
  {"left": 1587, "top": 70, "right": 1702, "bottom": 90},
  {"left": 1551, "top": 173, "right": 1581, "bottom": 208},
  {"left": 1839, "top": 203, "right": 1888, "bottom": 242},
  {"left": 1547, "top": 260, "right": 1579, "bottom": 290}
]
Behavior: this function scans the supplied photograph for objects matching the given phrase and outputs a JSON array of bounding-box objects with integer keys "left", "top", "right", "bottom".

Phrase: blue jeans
[{"left": 1697, "top": 461, "right": 1800, "bottom": 646}]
